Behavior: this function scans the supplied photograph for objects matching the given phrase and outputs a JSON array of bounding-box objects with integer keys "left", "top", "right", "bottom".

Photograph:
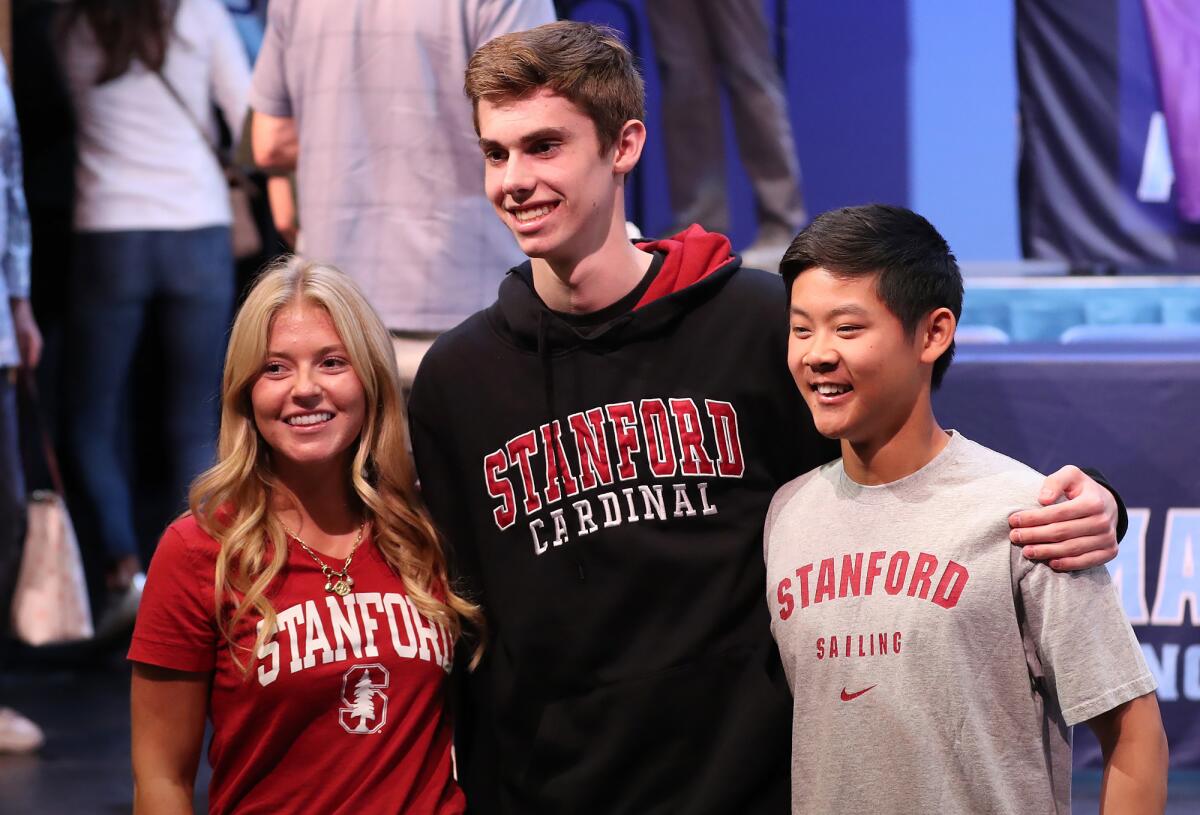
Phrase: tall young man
[
  {"left": 767, "top": 205, "right": 1165, "bottom": 813},
  {"left": 408, "top": 21, "right": 1126, "bottom": 814}
]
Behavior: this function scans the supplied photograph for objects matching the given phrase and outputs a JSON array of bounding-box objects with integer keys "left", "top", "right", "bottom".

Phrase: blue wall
[
  {"left": 787, "top": 3, "right": 910, "bottom": 220},
  {"left": 909, "top": 0, "right": 1020, "bottom": 260},
  {"left": 568, "top": 0, "right": 1020, "bottom": 259}
]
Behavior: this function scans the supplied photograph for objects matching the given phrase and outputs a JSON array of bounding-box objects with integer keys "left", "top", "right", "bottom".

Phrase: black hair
[{"left": 779, "top": 204, "right": 963, "bottom": 389}]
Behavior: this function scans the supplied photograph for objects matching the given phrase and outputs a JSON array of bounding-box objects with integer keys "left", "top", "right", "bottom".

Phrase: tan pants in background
[{"left": 391, "top": 331, "right": 440, "bottom": 400}]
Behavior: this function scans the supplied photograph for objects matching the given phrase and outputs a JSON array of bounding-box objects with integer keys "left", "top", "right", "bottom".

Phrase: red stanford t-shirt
[{"left": 129, "top": 515, "right": 465, "bottom": 815}]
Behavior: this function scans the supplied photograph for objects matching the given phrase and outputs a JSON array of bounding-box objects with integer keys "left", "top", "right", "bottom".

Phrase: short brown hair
[{"left": 464, "top": 20, "right": 646, "bottom": 153}]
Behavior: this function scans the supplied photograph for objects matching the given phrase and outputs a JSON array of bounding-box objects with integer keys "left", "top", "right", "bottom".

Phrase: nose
[
  {"left": 803, "top": 334, "right": 839, "bottom": 372},
  {"left": 292, "top": 365, "right": 322, "bottom": 403},
  {"left": 502, "top": 153, "right": 534, "bottom": 202}
]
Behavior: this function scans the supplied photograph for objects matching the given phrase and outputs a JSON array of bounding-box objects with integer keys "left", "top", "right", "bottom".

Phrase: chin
[
  {"left": 522, "top": 237, "right": 568, "bottom": 262},
  {"left": 278, "top": 445, "right": 348, "bottom": 468},
  {"left": 811, "top": 413, "right": 855, "bottom": 441},
  {"left": 804, "top": 405, "right": 841, "bottom": 439}
]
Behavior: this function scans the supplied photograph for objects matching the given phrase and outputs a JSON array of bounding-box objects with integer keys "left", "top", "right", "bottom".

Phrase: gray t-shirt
[
  {"left": 764, "top": 432, "right": 1155, "bottom": 815},
  {"left": 248, "top": 0, "right": 555, "bottom": 332}
]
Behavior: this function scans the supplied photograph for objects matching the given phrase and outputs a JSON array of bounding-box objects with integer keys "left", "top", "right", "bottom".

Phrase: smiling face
[
  {"left": 478, "top": 88, "right": 624, "bottom": 266},
  {"left": 250, "top": 301, "right": 367, "bottom": 476},
  {"left": 788, "top": 267, "right": 933, "bottom": 445}
]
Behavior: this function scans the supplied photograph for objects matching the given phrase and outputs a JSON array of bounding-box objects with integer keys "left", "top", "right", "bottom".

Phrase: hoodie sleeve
[
  {"left": 408, "top": 353, "right": 501, "bottom": 808},
  {"left": 410, "top": 372, "right": 485, "bottom": 604}
]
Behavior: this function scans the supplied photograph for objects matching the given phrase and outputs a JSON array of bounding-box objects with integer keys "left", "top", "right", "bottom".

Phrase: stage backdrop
[
  {"left": 936, "top": 345, "right": 1200, "bottom": 768},
  {"left": 1017, "top": 0, "right": 1200, "bottom": 271}
]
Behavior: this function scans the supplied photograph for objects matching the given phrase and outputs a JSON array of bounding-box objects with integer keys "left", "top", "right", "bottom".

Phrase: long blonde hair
[{"left": 189, "top": 257, "right": 483, "bottom": 672}]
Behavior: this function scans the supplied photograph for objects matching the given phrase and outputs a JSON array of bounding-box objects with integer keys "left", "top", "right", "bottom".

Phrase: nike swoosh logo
[{"left": 840, "top": 685, "right": 877, "bottom": 702}]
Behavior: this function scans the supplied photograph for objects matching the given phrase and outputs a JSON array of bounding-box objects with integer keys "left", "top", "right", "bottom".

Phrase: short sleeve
[
  {"left": 1015, "top": 554, "right": 1156, "bottom": 726},
  {"left": 247, "top": 0, "right": 294, "bottom": 117},
  {"left": 128, "top": 521, "right": 221, "bottom": 672},
  {"left": 763, "top": 479, "right": 796, "bottom": 562}
]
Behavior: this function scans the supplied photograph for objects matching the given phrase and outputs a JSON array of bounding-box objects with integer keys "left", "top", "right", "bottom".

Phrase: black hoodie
[{"left": 409, "top": 226, "right": 839, "bottom": 814}]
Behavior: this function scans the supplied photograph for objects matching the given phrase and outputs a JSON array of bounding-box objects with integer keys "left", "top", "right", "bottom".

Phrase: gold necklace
[{"left": 282, "top": 521, "right": 366, "bottom": 597}]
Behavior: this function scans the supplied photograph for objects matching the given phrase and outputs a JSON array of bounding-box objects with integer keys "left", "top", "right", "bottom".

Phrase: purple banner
[{"left": 1142, "top": 0, "right": 1200, "bottom": 223}]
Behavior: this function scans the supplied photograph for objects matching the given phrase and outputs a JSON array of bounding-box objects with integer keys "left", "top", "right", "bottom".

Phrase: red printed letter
[
  {"left": 864, "top": 550, "right": 887, "bottom": 594},
  {"left": 932, "top": 561, "right": 969, "bottom": 609},
  {"left": 814, "top": 557, "right": 836, "bottom": 604},
  {"left": 705, "top": 400, "right": 744, "bottom": 477},
  {"left": 777, "top": 578, "right": 795, "bottom": 620},
  {"left": 540, "top": 421, "right": 579, "bottom": 504},
  {"left": 907, "top": 552, "right": 939, "bottom": 599},
  {"left": 640, "top": 399, "right": 677, "bottom": 477},
  {"left": 506, "top": 431, "right": 540, "bottom": 515},
  {"left": 884, "top": 551, "right": 910, "bottom": 595},
  {"left": 839, "top": 552, "right": 863, "bottom": 597},
  {"left": 569, "top": 408, "right": 613, "bottom": 490},
  {"left": 484, "top": 449, "right": 516, "bottom": 529},
  {"left": 670, "top": 398, "right": 716, "bottom": 476},
  {"left": 606, "top": 402, "right": 641, "bottom": 480}
]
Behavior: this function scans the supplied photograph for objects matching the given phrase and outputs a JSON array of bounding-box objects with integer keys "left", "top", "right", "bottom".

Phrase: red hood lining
[{"left": 633, "top": 224, "right": 734, "bottom": 309}]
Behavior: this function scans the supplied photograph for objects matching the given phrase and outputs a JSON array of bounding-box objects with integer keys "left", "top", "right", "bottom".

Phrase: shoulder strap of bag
[
  {"left": 154, "top": 69, "right": 258, "bottom": 198},
  {"left": 18, "top": 370, "right": 65, "bottom": 496},
  {"left": 153, "top": 69, "right": 229, "bottom": 171}
]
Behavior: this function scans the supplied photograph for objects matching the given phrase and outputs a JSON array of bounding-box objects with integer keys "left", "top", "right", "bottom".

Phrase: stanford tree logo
[{"left": 339, "top": 663, "right": 390, "bottom": 734}]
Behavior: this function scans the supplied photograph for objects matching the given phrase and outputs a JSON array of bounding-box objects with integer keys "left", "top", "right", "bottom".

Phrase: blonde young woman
[{"left": 129, "top": 259, "right": 480, "bottom": 814}]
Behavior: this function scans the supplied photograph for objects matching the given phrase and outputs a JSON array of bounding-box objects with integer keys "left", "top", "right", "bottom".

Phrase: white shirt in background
[{"left": 63, "top": 0, "right": 250, "bottom": 232}]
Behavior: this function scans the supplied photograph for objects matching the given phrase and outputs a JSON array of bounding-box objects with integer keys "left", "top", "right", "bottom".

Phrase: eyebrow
[
  {"left": 790, "top": 304, "right": 871, "bottom": 319},
  {"left": 478, "top": 127, "right": 570, "bottom": 152}
]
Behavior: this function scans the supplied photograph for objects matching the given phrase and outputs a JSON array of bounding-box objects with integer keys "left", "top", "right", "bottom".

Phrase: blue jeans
[
  {"left": 63, "top": 228, "right": 233, "bottom": 563},
  {"left": 0, "top": 372, "right": 25, "bottom": 627}
]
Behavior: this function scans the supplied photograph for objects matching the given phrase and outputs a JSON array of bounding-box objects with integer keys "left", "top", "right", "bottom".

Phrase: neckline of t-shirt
[
  {"left": 835, "top": 430, "right": 964, "bottom": 500},
  {"left": 547, "top": 251, "right": 664, "bottom": 328}
]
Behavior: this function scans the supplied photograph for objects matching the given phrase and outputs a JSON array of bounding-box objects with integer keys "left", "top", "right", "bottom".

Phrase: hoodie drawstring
[{"left": 537, "top": 311, "right": 587, "bottom": 583}]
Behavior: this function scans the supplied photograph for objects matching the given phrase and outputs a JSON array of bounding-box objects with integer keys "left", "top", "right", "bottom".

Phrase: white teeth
[
  {"left": 815, "top": 384, "right": 851, "bottom": 396},
  {"left": 514, "top": 204, "right": 553, "bottom": 222},
  {"left": 286, "top": 412, "right": 333, "bottom": 426}
]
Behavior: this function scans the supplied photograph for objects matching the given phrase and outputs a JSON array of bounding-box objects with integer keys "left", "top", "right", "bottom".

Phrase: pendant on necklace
[{"left": 331, "top": 578, "right": 352, "bottom": 597}]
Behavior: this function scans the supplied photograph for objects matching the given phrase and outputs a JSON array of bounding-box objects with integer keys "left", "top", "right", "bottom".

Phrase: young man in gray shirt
[{"left": 765, "top": 205, "right": 1167, "bottom": 814}]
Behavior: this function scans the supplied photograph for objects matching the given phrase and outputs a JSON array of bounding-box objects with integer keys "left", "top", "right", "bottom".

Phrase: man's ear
[
  {"left": 919, "top": 307, "right": 956, "bottom": 364},
  {"left": 611, "top": 119, "right": 646, "bottom": 177}
]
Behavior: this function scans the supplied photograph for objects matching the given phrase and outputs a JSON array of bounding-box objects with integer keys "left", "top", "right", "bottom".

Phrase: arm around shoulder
[
  {"left": 1086, "top": 691, "right": 1168, "bottom": 815},
  {"left": 1009, "top": 465, "right": 1124, "bottom": 571}
]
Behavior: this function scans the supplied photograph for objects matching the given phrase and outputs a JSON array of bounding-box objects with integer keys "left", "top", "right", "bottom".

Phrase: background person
[
  {"left": 0, "top": 56, "right": 45, "bottom": 755},
  {"left": 58, "top": 0, "right": 249, "bottom": 609},
  {"left": 646, "top": 0, "right": 805, "bottom": 269},
  {"left": 249, "top": 0, "right": 556, "bottom": 391}
]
